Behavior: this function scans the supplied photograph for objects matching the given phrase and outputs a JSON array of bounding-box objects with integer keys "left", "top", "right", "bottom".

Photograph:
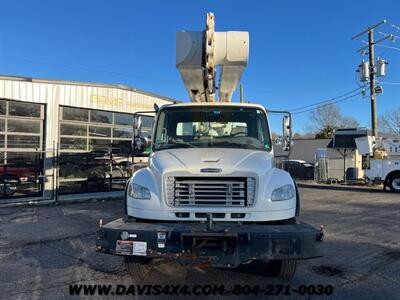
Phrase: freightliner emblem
[{"left": 200, "top": 168, "right": 222, "bottom": 173}]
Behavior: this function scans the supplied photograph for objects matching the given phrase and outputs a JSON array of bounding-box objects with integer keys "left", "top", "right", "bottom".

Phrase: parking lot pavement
[{"left": 0, "top": 184, "right": 399, "bottom": 299}]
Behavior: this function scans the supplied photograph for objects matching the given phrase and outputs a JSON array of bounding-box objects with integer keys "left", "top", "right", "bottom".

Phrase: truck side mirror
[
  {"left": 282, "top": 115, "right": 292, "bottom": 151},
  {"left": 133, "top": 114, "right": 154, "bottom": 157},
  {"left": 133, "top": 115, "right": 142, "bottom": 137}
]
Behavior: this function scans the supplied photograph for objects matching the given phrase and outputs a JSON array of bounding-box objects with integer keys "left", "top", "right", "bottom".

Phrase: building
[
  {"left": 0, "top": 75, "right": 176, "bottom": 204},
  {"left": 274, "top": 138, "right": 363, "bottom": 181},
  {"left": 280, "top": 130, "right": 399, "bottom": 182}
]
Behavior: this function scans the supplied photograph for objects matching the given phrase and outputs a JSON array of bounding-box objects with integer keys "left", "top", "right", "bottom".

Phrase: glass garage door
[
  {"left": 58, "top": 106, "right": 142, "bottom": 194},
  {"left": 0, "top": 99, "right": 45, "bottom": 199}
]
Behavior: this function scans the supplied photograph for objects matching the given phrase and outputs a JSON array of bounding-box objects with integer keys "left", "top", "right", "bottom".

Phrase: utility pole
[
  {"left": 368, "top": 29, "right": 378, "bottom": 138},
  {"left": 352, "top": 20, "right": 391, "bottom": 138},
  {"left": 240, "top": 84, "right": 244, "bottom": 103}
]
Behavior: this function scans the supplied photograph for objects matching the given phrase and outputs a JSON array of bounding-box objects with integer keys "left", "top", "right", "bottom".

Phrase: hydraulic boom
[{"left": 176, "top": 13, "right": 249, "bottom": 102}]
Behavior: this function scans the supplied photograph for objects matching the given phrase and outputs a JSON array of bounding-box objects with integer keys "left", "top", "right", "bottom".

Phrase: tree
[
  {"left": 271, "top": 131, "right": 278, "bottom": 140},
  {"left": 293, "top": 132, "right": 303, "bottom": 139},
  {"left": 305, "top": 104, "right": 359, "bottom": 139},
  {"left": 379, "top": 108, "right": 400, "bottom": 135}
]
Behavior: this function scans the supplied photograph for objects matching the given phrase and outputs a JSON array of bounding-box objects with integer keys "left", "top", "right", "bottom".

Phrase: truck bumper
[{"left": 96, "top": 219, "right": 323, "bottom": 267}]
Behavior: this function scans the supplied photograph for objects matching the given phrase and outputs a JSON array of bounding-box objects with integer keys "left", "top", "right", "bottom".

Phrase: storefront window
[
  {"left": 114, "top": 113, "right": 133, "bottom": 125},
  {"left": 58, "top": 106, "right": 155, "bottom": 195},
  {"left": 90, "top": 110, "right": 112, "bottom": 124},
  {"left": 60, "top": 137, "right": 87, "bottom": 150},
  {"left": 7, "top": 135, "right": 41, "bottom": 149},
  {"left": 89, "top": 138, "right": 111, "bottom": 151},
  {"left": 0, "top": 100, "right": 6, "bottom": 115},
  {"left": 0, "top": 100, "right": 45, "bottom": 199},
  {"left": 60, "top": 124, "right": 87, "bottom": 136},
  {"left": 7, "top": 119, "right": 41, "bottom": 134},
  {"left": 89, "top": 126, "right": 111, "bottom": 138},
  {"left": 9, "top": 101, "right": 41, "bottom": 118},
  {"left": 62, "top": 107, "right": 89, "bottom": 122},
  {"left": 113, "top": 127, "right": 132, "bottom": 139},
  {"left": 7, "top": 152, "right": 38, "bottom": 164},
  {"left": 59, "top": 106, "right": 142, "bottom": 153}
]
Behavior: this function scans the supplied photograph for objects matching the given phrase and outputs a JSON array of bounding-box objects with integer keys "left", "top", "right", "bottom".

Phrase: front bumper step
[{"left": 96, "top": 218, "right": 323, "bottom": 267}]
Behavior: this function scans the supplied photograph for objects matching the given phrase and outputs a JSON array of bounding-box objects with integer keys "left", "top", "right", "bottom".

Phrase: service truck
[
  {"left": 356, "top": 135, "right": 400, "bottom": 192},
  {"left": 96, "top": 13, "right": 323, "bottom": 279}
]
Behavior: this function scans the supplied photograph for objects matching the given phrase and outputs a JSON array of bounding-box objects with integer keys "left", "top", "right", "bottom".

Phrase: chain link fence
[{"left": 315, "top": 157, "right": 359, "bottom": 183}]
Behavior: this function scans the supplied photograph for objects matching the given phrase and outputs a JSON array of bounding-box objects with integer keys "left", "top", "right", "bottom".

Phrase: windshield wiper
[
  {"left": 210, "top": 141, "right": 260, "bottom": 150},
  {"left": 168, "top": 140, "right": 197, "bottom": 148},
  {"left": 155, "top": 139, "right": 197, "bottom": 150}
]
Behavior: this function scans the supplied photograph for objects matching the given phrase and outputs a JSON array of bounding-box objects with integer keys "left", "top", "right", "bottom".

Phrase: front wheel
[
  {"left": 388, "top": 174, "right": 400, "bottom": 193},
  {"left": 269, "top": 217, "right": 298, "bottom": 279},
  {"left": 269, "top": 259, "right": 297, "bottom": 279},
  {"left": 124, "top": 256, "right": 154, "bottom": 281},
  {"left": 124, "top": 256, "right": 189, "bottom": 283}
]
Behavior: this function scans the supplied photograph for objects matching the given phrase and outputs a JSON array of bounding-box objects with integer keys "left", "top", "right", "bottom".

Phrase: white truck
[
  {"left": 96, "top": 13, "right": 323, "bottom": 279},
  {"left": 356, "top": 135, "right": 400, "bottom": 192}
]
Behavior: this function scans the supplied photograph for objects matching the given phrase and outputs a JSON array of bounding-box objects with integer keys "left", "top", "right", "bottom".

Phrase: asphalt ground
[{"left": 0, "top": 183, "right": 399, "bottom": 299}]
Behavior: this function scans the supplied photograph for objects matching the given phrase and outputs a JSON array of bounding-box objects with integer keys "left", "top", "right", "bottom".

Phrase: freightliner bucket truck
[
  {"left": 96, "top": 13, "right": 323, "bottom": 279},
  {"left": 356, "top": 135, "right": 400, "bottom": 192}
]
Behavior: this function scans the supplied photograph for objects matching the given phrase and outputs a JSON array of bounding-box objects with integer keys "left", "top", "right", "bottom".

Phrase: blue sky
[{"left": 0, "top": 0, "right": 399, "bottom": 133}]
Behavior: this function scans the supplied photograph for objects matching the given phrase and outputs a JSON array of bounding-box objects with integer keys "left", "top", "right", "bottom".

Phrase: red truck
[{"left": 0, "top": 165, "right": 37, "bottom": 196}]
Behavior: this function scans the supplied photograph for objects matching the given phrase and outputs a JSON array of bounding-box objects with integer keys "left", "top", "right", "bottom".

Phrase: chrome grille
[{"left": 165, "top": 177, "right": 256, "bottom": 207}]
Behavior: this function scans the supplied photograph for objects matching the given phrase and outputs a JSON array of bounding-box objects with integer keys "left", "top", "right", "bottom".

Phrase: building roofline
[{"left": 0, "top": 74, "right": 180, "bottom": 103}]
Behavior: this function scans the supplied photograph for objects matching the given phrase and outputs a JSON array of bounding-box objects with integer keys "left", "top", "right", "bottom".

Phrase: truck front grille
[{"left": 165, "top": 177, "right": 256, "bottom": 207}]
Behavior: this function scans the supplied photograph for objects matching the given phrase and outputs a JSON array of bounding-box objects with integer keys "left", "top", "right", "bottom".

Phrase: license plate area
[
  {"left": 116, "top": 240, "right": 147, "bottom": 256},
  {"left": 181, "top": 233, "right": 238, "bottom": 254}
]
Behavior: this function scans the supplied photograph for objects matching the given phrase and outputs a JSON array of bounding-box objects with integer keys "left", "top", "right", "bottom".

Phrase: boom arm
[{"left": 176, "top": 13, "right": 249, "bottom": 102}]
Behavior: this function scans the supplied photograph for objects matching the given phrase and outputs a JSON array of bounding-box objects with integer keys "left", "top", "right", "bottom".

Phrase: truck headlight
[
  {"left": 128, "top": 182, "right": 151, "bottom": 200},
  {"left": 271, "top": 184, "right": 295, "bottom": 201}
]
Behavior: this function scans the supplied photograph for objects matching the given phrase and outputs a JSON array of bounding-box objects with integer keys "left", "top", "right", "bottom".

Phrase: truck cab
[{"left": 127, "top": 102, "right": 297, "bottom": 223}]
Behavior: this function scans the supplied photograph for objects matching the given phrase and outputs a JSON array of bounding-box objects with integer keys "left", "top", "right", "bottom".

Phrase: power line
[
  {"left": 374, "top": 44, "right": 400, "bottom": 51},
  {"left": 389, "top": 23, "right": 400, "bottom": 32},
  {"left": 291, "top": 91, "right": 363, "bottom": 115},
  {"left": 287, "top": 87, "right": 363, "bottom": 112},
  {"left": 0, "top": 55, "right": 180, "bottom": 84},
  {"left": 378, "top": 31, "right": 400, "bottom": 40},
  {"left": 379, "top": 81, "right": 400, "bottom": 85}
]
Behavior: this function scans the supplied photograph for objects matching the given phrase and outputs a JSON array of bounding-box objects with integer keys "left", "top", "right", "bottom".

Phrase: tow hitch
[{"left": 181, "top": 232, "right": 239, "bottom": 254}]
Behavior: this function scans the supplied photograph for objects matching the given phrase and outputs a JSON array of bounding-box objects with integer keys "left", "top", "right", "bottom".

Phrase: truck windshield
[{"left": 153, "top": 106, "right": 271, "bottom": 151}]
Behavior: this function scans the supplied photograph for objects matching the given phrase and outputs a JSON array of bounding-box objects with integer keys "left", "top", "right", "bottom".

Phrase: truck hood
[{"left": 149, "top": 148, "right": 274, "bottom": 177}]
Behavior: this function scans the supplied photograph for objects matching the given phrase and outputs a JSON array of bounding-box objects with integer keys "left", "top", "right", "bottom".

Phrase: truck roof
[{"left": 162, "top": 102, "right": 267, "bottom": 110}]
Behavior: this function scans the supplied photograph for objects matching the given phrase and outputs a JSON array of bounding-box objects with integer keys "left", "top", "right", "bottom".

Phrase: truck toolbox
[{"left": 96, "top": 218, "right": 323, "bottom": 267}]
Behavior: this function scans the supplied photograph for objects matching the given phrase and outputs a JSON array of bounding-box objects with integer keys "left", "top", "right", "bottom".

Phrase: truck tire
[
  {"left": 124, "top": 256, "right": 154, "bottom": 281},
  {"left": 388, "top": 174, "right": 400, "bottom": 193},
  {"left": 269, "top": 259, "right": 297, "bottom": 279},
  {"left": 0, "top": 177, "right": 19, "bottom": 196},
  {"left": 269, "top": 217, "right": 297, "bottom": 279}
]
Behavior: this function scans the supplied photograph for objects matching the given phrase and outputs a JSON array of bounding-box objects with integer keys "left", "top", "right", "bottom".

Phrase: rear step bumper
[{"left": 96, "top": 218, "right": 323, "bottom": 267}]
